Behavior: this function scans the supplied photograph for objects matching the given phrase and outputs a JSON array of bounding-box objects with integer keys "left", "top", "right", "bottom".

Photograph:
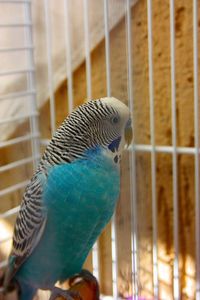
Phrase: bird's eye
[{"left": 111, "top": 116, "right": 120, "bottom": 124}]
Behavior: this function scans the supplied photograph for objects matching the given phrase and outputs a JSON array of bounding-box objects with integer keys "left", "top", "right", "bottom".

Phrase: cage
[{"left": 0, "top": 0, "right": 200, "bottom": 299}]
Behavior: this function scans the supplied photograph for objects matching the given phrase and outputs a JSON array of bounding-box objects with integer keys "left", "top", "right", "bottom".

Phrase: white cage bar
[
  {"left": 83, "top": 0, "right": 92, "bottom": 101},
  {"left": 0, "top": 0, "right": 31, "bottom": 3},
  {"left": 0, "top": 68, "right": 35, "bottom": 76},
  {"left": 83, "top": 0, "right": 100, "bottom": 280},
  {"left": 193, "top": 0, "right": 200, "bottom": 299},
  {"left": 0, "top": 22, "right": 32, "bottom": 27},
  {"left": 0, "top": 206, "right": 20, "bottom": 219},
  {"left": 169, "top": 1, "right": 180, "bottom": 299},
  {"left": 0, "top": 112, "right": 38, "bottom": 125},
  {"left": 64, "top": 0, "right": 74, "bottom": 114},
  {"left": 24, "top": 0, "right": 41, "bottom": 169},
  {"left": 0, "top": 90, "right": 36, "bottom": 101},
  {"left": 104, "top": 0, "right": 111, "bottom": 98},
  {"left": 44, "top": 0, "right": 56, "bottom": 134},
  {"left": 0, "top": 133, "right": 39, "bottom": 148},
  {"left": 104, "top": 0, "right": 118, "bottom": 298},
  {"left": 147, "top": 0, "right": 159, "bottom": 297},
  {"left": 0, "top": 180, "right": 29, "bottom": 198},
  {"left": 125, "top": 0, "right": 139, "bottom": 298},
  {"left": 0, "top": 46, "right": 34, "bottom": 52}
]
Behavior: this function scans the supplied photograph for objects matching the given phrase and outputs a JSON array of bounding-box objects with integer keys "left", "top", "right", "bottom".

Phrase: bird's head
[
  {"left": 99, "top": 97, "right": 132, "bottom": 155},
  {"left": 50, "top": 97, "right": 132, "bottom": 164}
]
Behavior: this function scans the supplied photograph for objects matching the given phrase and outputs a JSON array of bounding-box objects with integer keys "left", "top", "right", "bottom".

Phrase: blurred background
[{"left": 0, "top": 0, "right": 200, "bottom": 299}]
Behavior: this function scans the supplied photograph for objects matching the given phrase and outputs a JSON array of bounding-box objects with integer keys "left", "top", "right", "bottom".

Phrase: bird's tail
[
  {"left": 0, "top": 271, "right": 19, "bottom": 299},
  {"left": 0, "top": 270, "right": 5, "bottom": 295},
  {"left": 17, "top": 281, "right": 37, "bottom": 300},
  {"left": 0, "top": 271, "right": 36, "bottom": 300}
]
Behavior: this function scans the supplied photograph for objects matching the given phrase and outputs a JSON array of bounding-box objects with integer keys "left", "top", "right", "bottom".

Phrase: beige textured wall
[{"left": 0, "top": 0, "right": 200, "bottom": 299}]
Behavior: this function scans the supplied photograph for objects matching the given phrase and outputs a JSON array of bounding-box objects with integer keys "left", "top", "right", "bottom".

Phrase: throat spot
[
  {"left": 114, "top": 155, "right": 118, "bottom": 164},
  {"left": 108, "top": 137, "right": 121, "bottom": 153}
]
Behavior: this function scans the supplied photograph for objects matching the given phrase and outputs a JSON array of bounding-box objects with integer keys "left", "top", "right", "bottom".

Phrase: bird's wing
[{"left": 4, "top": 172, "right": 47, "bottom": 287}]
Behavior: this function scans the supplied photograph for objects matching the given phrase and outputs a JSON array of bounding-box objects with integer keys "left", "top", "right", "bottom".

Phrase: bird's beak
[{"left": 125, "top": 124, "right": 133, "bottom": 146}]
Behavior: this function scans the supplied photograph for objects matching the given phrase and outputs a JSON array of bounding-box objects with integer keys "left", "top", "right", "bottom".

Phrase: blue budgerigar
[{"left": 3, "top": 97, "right": 132, "bottom": 300}]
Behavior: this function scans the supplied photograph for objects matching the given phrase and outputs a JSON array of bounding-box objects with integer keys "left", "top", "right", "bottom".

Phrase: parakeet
[{"left": 3, "top": 97, "right": 132, "bottom": 300}]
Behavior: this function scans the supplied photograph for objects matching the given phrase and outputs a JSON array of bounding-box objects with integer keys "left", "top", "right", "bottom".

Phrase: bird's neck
[{"left": 82, "top": 146, "right": 122, "bottom": 167}]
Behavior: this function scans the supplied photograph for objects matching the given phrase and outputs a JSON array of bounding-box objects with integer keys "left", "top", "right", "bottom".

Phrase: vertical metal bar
[
  {"left": 104, "top": 0, "right": 118, "bottom": 298},
  {"left": 147, "top": 0, "right": 159, "bottom": 298},
  {"left": 83, "top": 0, "right": 92, "bottom": 100},
  {"left": 91, "top": 242, "right": 99, "bottom": 280},
  {"left": 64, "top": 0, "right": 73, "bottom": 114},
  {"left": 111, "top": 220, "right": 118, "bottom": 300},
  {"left": 83, "top": 0, "right": 99, "bottom": 280},
  {"left": 23, "top": 1, "right": 40, "bottom": 170},
  {"left": 169, "top": 1, "right": 180, "bottom": 299},
  {"left": 44, "top": 0, "right": 56, "bottom": 134},
  {"left": 193, "top": 0, "right": 200, "bottom": 298},
  {"left": 104, "top": 0, "right": 111, "bottom": 97},
  {"left": 126, "top": 0, "right": 138, "bottom": 298}
]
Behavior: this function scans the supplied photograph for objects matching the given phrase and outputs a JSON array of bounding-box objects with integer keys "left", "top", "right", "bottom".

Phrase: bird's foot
[
  {"left": 69, "top": 269, "right": 98, "bottom": 286},
  {"left": 49, "top": 286, "right": 82, "bottom": 300},
  {"left": 69, "top": 269, "right": 100, "bottom": 300}
]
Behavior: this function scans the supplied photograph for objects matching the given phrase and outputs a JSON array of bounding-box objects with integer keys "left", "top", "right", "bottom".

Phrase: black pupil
[{"left": 113, "top": 117, "right": 118, "bottom": 124}]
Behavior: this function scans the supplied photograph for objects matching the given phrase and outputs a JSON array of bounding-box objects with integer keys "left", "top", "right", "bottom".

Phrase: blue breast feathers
[
  {"left": 16, "top": 148, "right": 120, "bottom": 288},
  {"left": 43, "top": 148, "right": 120, "bottom": 210}
]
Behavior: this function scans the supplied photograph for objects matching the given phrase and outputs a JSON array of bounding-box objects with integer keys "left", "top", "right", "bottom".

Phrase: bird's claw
[
  {"left": 69, "top": 269, "right": 98, "bottom": 286},
  {"left": 49, "top": 286, "right": 82, "bottom": 300},
  {"left": 69, "top": 269, "right": 100, "bottom": 300}
]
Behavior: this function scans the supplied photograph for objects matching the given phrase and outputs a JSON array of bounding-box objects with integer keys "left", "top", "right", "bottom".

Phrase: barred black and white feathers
[
  {"left": 39, "top": 98, "right": 131, "bottom": 170},
  {"left": 4, "top": 97, "right": 131, "bottom": 291}
]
